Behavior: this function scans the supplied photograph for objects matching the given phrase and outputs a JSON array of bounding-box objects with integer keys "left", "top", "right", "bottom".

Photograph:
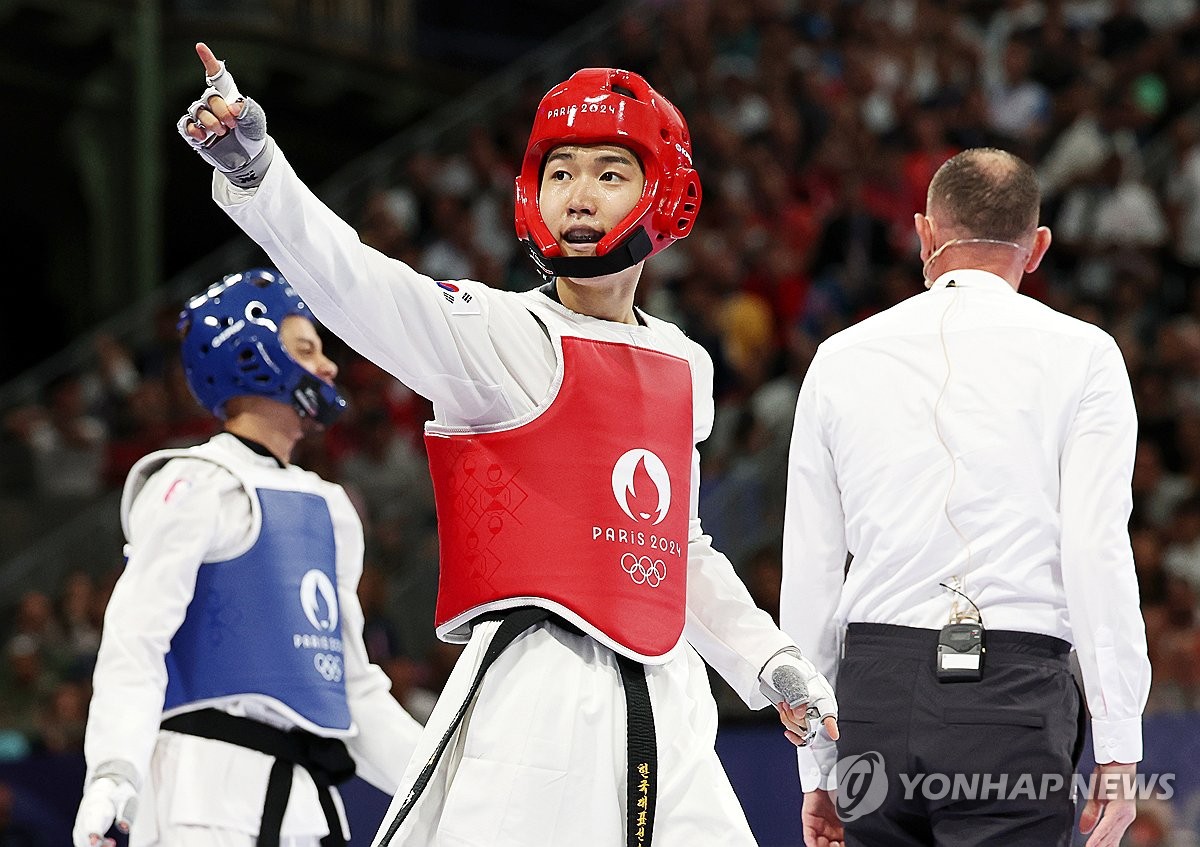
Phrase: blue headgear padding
[{"left": 178, "top": 268, "right": 346, "bottom": 425}]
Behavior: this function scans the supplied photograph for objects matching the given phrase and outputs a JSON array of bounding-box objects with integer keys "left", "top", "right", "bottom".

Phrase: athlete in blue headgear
[{"left": 73, "top": 268, "right": 423, "bottom": 847}]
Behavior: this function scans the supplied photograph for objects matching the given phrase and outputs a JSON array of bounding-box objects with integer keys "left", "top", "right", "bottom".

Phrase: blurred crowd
[{"left": 2, "top": 0, "right": 1200, "bottom": 840}]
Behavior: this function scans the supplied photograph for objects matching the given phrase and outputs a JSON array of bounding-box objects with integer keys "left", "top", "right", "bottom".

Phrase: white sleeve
[
  {"left": 211, "top": 152, "right": 516, "bottom": 425},
  {"left": 1059, "top": 334, "right": 1150, "bottom": 764},
  {"left": 681, "top": 347, "right": 793, "bottom": 709},
  {"left": 328, "top": 488, "right": 422, "bottom": 794},
  {"left": 779, "top": 354, "right": 847, "bottom": 791},
  {"left": 83, "top": 461, "right": 238, "bottom": 786},
  {"left": 683, "top": 508, "right": 794, "bottom": 709}
]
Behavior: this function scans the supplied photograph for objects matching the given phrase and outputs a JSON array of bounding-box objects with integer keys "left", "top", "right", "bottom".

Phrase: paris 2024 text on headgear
[{"left": 514, "top": 68, "right": 702, "bottom": 280}]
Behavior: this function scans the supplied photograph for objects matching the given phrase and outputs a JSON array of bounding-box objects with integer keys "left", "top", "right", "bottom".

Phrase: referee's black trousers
[{"left": 835, "top": 623, "right": 1086, "bottom": 847}]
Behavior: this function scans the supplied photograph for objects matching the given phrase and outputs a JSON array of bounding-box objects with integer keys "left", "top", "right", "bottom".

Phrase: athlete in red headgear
[
  {"left": 513, "top": 67, "right": 701, "bottom": 280},
  {"left": 178, "top": 46, "right": 838, "bottom": 847}
]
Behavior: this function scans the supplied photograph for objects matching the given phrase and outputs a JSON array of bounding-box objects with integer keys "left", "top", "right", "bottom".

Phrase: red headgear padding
[{"left": 514, "top": 68, "right": 702, "bottom": 279}]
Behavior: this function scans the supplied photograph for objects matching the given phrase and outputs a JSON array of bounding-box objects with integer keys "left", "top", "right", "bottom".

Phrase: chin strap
[
  {"left": 525, "top": 228, "right": 653, "bottom": 281},
  {"left": 291, "top": 373, "right": 347, "bottom": 426}
]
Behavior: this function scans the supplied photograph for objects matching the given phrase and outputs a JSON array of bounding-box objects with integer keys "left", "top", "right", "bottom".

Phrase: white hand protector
[
  {"left": 73, "top": 761, "right": 139, "bottom": 847},
  {"left": 176, "top": 59, "right": 275, "bottom": 187},
  {"left": 759, "top": 647, "right": 839, "bottom": 745}
]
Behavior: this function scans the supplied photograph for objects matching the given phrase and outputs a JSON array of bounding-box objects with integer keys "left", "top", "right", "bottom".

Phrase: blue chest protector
[{"left": 163, "top": 487, "right": 352, "bottom": 733}]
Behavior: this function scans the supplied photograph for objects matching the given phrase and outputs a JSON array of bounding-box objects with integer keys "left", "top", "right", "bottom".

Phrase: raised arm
[{"left": 178, "top": 43, "right": 519, "bottom": 424}]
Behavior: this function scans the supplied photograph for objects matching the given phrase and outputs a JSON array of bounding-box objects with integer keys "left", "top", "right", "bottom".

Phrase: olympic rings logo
[
  {"left": 314, "top": 652, "right": 343, "bottom": 682},
  {"left": 621, "top": 553, "right": 667, "bottom": 588}
]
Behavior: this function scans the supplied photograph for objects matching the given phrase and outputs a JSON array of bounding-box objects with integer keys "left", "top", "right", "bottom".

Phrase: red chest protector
[{"left": 425, "top": 335, "right": 694, "bottom": 661}]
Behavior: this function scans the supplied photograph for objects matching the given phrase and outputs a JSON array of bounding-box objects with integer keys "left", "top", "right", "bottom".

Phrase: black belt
[
  {"left": 375, "top": 607, "right": 658, "bottom": 847},
  {"left": 161, "top": 708, "right": 356, "bottom": 847},
  {"left": 617, "top": 651, "right": 657, "bottom": 847},
  {"left": 846, "top": 622, "right": 1071, "bottom": 662}
]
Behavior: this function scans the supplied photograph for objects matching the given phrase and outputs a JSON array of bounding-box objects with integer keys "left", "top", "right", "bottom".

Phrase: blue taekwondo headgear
[{"left": 178, "top": 267, "right": 347, "bottom": 425}]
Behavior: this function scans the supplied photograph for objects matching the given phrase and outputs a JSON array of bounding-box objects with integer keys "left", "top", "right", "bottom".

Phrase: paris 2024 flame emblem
[
  {"left": 610, "top": 449, "right": 672, "bottom": 587},
  {"left": 611, "top": 448, "right": 671, "bottom": 525}
]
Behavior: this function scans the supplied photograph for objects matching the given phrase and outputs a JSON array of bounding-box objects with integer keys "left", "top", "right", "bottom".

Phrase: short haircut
[{"left": 926, "top": 148, "right": 1040, "bottom": 240}]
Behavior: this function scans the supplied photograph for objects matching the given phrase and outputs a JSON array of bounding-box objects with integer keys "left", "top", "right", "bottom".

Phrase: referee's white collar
[{"left": 927, "top": 269, "right": 1016, "bottom": 292}]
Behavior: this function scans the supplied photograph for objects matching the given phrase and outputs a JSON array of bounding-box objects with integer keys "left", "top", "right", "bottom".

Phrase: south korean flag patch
[{"left": 436, "top": 281, "right": 481, "bottom": 316}]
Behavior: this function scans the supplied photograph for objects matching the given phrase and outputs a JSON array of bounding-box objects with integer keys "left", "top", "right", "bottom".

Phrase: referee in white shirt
[{"left": 780, "top": 148, "right": 1151, "bottom": 847}]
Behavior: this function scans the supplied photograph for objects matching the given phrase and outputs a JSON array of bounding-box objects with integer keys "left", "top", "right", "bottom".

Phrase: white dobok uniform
[
  {"left": 84, "top": 433, "right": 422, "bottom": 847},
  {"left": 212, "top": 150, "right": 795, "bottom": 847}
]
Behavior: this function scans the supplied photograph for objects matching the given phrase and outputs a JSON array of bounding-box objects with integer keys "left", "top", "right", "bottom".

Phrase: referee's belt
[
  {"left": 845, "top": 622, "right": 1071, "bottom": 662},
  {"left": 161, "top": 708, "right": 356, "bottom": 847}
]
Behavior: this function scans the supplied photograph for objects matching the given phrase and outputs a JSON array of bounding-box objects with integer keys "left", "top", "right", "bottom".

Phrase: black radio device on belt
[
  {"left": 936, "top": 581, "right": 985, "bottom": 682},
  {"left": 936, "top": 622, "right": 985, "bottom": 682}
]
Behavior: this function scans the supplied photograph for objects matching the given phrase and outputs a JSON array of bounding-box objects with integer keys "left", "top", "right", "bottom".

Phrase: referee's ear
[
  {"left": 1024, "top": 226, "right": 1052, "bottom": 274},
  {"left": 914, "top": 213, "right": 935, "bottom": 264}
]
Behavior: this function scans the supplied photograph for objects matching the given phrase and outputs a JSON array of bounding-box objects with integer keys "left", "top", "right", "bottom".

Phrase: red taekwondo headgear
[{"left": 514, "top": 68, "right": 702, "bottom": 280}]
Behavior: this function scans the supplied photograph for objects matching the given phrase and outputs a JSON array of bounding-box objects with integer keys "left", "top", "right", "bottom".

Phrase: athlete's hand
[
  {"left": 176, "top": 42, "right": 275, "bottom": 187},
  {"left": 73, "top": 770, "right": 138, "bottom": 847},
  {"left": 760, "top": 648, "right": 839, "bottom": 747}
]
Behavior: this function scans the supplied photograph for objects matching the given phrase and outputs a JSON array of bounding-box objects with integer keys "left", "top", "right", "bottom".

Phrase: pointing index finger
[
  {"left": 195, "top": 42, "right": 222, "bottom": 77},
  {"left": 194, "top": 42, "right": 242, "bottom": 104}
]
